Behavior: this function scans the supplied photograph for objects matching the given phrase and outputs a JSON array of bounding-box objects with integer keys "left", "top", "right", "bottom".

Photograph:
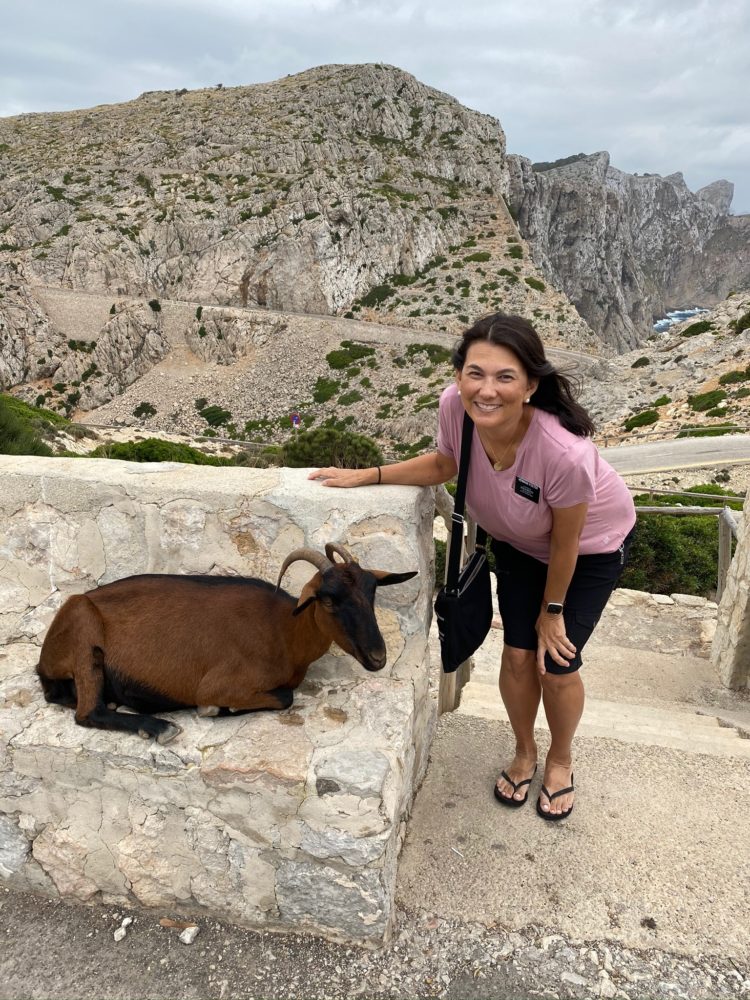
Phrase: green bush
[
  {"left": 732, "top": 310, "right": 750, "bottom": 333},
  {"left": 133, "top": 401, "right": 156, "bottom": 418},
  {"left": 198, "top": 404, "right": 232, "bottom": 427},
  {"left": 508, "top": 245, "right": 523, "bottom": 260},
  {"left": 326, "top": 342, "right": 376, "bottom": 369},
  {"left": 0, "top": 394, "right": 55, "bottom": 456},
  {"left": 312, "top": 377, "right": 340, "bottom": 403},
  {"left": 688, "top": 389, "right": 726, "bottom": 412},
  {"left": 524, "top": 276, "right": 546, "bottom": 292},
  {"left": 718, "top": 367, "right": 750, "bottom": 385},
  {"left": 620, "top": 486, "right": 743, "bottom": 596},
  {"left": 623, "top": 410, "right": 658, "bottom": 432},
  {"left": 358, "top": 284, "right": 394, "bottom": 308},
  {"left": 90, "top": 438, "right": 229, "bottom": 465},
  {"left": 653, "top": 395, "right": 671, "bottom": 407},
  {"left": 631, "top": 356, "right": 650, "bottom": 368},
  {"left": 282, "top": 428, "right": 383, "bottom": 469},
  {"left": 338, "top": 390, "right": 363, "bottom": 406},
  {"left": 681, "top": 320, "right": 712, "bottom": 337},
  {"left": 464, "top": 251, "right": 491, "bottom": 263},
  {"left": 148, "top": 299, "right": 161, "bottom": 312}
]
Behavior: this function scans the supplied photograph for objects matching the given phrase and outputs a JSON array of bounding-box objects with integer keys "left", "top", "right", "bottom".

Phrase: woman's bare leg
[
  {"left": 495, "top": 644, "right": 541, "bottom": 800},
  {"left": 539, "top": 670, "right": 584, "bottom": 815}
]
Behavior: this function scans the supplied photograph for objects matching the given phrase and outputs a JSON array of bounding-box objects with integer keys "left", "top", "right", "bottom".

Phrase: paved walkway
[{"left": 398, "top": 590, "right": 750, "bottom": 961}]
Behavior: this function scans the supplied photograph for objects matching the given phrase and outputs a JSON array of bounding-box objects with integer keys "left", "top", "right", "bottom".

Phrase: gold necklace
[{"left": 483, "top": 422, "right": 522, "bottom": 471}]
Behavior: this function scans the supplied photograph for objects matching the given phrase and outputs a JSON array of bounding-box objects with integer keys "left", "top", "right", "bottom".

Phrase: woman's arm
[
  {"left": 535, "top": 502, "right": 588, "bottom": 674},
  {"left": 307, "top": 450, "right": 458, "bottom": 488}
]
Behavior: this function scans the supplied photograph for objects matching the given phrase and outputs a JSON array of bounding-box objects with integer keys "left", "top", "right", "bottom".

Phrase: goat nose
[{"left": 370, "top": 650, "right": 387, "bottom": 671}]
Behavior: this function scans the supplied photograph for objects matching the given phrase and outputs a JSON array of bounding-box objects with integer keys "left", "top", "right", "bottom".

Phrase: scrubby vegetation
[
  {"left": 283, "top": 427, "right": 383, "bottom": 469},
  {"left": 0, "top": 393, "right": 56, "bottom": 455},
  {"left": 620, "top": 485, "right": 743, "bottom": 597},
  {"left": 623, "top": 409, "right": 658, "bottom": 432},
  {"left": 89, "top": 438, "right": 232, "bottom": 465}
]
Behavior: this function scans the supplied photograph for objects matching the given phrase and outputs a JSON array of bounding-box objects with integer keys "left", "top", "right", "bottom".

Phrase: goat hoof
[
  {"left": 196, "top": 705, "right": 220, "bottom": 718},
  {"left": 157, "top": 722, "right": 183, "bottom": 745}
]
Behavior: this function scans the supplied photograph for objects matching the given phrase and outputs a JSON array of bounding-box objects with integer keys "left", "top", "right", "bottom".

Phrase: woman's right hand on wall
[{"left": 307, "top": 467, "right": 378, "bottom": 488}]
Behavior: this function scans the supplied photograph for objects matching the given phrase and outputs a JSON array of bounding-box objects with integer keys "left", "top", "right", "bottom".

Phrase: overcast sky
[{"left": 2, "top": 0, "right": 748, "bottom": 213}]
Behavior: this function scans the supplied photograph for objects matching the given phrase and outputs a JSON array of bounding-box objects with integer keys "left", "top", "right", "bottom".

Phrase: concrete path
[{"left": 396, "top": 592, "right": 750, "bottom": 962}]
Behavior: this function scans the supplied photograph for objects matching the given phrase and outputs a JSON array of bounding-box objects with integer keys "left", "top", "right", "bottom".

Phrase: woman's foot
[
  {"left": 536, "top": 760, "right": 575, "bottom": 819},
  {"left": 494, "top": 754, "right": 538, "bottom": 806}
]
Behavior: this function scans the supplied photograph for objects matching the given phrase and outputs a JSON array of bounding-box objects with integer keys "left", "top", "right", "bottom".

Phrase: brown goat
[{"left": 36, "top": 543, "right": 416, "bottom": 744}]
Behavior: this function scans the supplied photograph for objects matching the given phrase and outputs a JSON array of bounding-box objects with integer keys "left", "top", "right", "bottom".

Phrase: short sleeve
[
  {"left": 544, "top": 440, "right": 597, "bottom": 508},
  {"left": 436, "top": 386, "right": 458, "bottom": 459}
]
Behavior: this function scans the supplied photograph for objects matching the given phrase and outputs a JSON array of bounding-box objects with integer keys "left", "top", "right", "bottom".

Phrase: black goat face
[{"left": 315, "top": 564, "right": 416, "bottom": 672}]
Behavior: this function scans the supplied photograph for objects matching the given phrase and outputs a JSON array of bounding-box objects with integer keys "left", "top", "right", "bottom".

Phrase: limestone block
[{"left": 0, "top": 455, "right": 435, "bottom": 943}]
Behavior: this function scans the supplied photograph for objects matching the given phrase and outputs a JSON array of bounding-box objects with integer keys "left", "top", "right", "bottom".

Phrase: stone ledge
[{"left": 0, "top": 457, "right": 436, "bottom": 944}]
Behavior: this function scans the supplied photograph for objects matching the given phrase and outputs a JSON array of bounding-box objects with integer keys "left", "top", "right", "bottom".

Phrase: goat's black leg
[
  {"left": 75, "top": 647, "right": 182, "bottom": 744},
  {"left": 39, "top": 675, "right": 77, "bottom": 708},
  {"left": 76, "top": 703, "right": 183, "bottom": 744}
]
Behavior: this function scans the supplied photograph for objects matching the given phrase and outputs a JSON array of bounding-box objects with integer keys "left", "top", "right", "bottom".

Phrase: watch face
[{"left": 546, "top": 602, "right": 564, "bottom": 615}]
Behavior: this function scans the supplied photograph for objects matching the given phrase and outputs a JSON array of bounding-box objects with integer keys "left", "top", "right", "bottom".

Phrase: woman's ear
[{"left": 527, "top": 378, "right": 539, "bottom": 399}]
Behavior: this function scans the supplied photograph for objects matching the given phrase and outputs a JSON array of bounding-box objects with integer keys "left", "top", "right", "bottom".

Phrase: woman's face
[{"left": 455, "top": 341, "right": 538, "bottom": 433}]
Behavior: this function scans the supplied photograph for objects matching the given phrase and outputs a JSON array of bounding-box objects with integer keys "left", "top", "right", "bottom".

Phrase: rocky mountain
[
  {"left": 1, "top": 62, "right": 748, "bottom": 447},
  {"left": 507, "top": 152, "right": 750, "bottom": 351}
]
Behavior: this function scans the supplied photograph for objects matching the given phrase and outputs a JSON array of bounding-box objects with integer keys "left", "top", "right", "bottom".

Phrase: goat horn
[
  {"left": 324, "top": 542, "right": 356, "bottom": 564},
  {"left": 276, "top": 548, "right": 333, "bottom": 590}
]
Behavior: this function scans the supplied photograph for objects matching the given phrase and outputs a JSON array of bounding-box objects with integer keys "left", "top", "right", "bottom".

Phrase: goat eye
[{"left": 319, "top": 597, "right": 335, "bottom": 610}]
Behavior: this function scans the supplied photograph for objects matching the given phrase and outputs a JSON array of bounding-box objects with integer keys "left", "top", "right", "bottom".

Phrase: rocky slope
[
  {"left": 8, "top": 286, "right": 748, "bottom": 461},
  {"left": 508, "top": 152, "right": 750, "bottom": 350}
]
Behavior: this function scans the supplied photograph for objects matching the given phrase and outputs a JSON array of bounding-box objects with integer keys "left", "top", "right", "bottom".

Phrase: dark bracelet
[{"left": 376, "top": 466, "right": 382, "bottom": 484}]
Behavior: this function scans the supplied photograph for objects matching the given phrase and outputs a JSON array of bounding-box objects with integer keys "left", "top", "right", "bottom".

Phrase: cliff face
[
  {"left": 0, "top": 64, "right": 509, "bottom": 315},
  {"left": 507, "top": 152, "right": 750, "bottom": 350}
]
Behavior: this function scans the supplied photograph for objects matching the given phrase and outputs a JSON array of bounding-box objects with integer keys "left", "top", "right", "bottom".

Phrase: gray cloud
[{"left": 1, "top": 0, "right": 748, "bottom": 211}]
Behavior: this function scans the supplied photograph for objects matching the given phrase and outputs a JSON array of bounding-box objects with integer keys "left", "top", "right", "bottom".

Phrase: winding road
[{"left": 600, "top": 435, "right": 750, "bottom": 475}]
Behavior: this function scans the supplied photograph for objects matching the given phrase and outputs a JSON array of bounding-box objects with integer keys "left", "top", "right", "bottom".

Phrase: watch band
[{"left": 545, "top": 602, "right": 564, "bottom": 615}]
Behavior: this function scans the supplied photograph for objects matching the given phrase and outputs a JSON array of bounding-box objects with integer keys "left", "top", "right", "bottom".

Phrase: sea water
[{"left": 653, "top": 307, "right": 709, "bottom": 333}]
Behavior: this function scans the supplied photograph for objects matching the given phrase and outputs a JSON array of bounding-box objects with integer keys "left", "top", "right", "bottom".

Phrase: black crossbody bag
[{"left": 434, "top": 412, "right": 494, "bottom": 673}]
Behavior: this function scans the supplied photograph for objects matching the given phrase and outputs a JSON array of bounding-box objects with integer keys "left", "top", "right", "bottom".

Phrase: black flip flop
[
  {"left": 536, "top": 773, "right": 575, "bottom": 821},
  {"left": 493, "top": 764, "right": 537, "bottom": 808}
]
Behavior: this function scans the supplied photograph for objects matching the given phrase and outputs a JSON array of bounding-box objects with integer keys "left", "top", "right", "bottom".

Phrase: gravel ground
[{"left": 2, "top": 888, "right": 749, "bottom": 1000}]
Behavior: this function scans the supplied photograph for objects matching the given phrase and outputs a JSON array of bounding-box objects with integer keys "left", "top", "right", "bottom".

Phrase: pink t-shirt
[{"left": 437, "top": 384, "right": 636, "bottom": 562}]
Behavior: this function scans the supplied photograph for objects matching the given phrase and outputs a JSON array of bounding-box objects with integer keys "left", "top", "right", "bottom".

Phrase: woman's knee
[
  {"left": 541, "top": 668, "right": 583, "bottom": 693},
  {"left": 501, "top": 645, "right": 536, "bottom": 680}
]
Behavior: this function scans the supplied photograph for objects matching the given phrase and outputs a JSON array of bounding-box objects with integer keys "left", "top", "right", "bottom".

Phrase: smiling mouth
[{"left": 473, "top": 401, "right": 502, "bottom": 411}]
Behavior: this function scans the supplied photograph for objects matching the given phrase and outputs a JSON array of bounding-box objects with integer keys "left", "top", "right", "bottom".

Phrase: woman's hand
[
  {"left": 535, "top": 611, "right": 577, "bottom": 675},
  {"left": 307, "top": 467, "right": 377, "bottom": 488}
]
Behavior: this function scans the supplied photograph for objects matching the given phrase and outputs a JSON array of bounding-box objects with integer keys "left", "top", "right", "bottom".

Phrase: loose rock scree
[{"left": 36, "top": 543, "right": 417, "bottom": 744}]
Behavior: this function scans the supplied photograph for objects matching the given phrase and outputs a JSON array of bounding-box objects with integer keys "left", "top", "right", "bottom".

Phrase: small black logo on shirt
[{"left": 514, "top": 477, "right": 540, "bottom": 503}]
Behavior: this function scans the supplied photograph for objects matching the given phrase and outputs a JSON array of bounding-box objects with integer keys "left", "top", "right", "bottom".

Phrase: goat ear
[
  {"left": 369, "top": 569, "right": 418, "bottom": 587},
  {"left": 292, "top": 595, "right": 316, "bottom": 617}
]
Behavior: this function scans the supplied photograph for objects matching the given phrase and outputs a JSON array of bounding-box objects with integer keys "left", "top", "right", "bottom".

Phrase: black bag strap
[{"left": 446, "top": 412, "right": 487, "bottom": 593}]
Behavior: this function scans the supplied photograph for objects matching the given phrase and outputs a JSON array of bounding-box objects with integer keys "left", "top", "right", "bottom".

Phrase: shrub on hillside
[
  {"left": 89, "top": 438, "right": 230, "bottom": 465},
  {"left": 0, "top": 393, "right": 54, "bottom": 456},
  {"left": 623, "top": 409, "right": 658, "bottom": 432},
  {"left": 620, "top": 485, "right": 743, "bottom": 597},
  {"left": 681, "top": 320, "right": 712, "bottom": 337},
  {"left": 283, "top": 428, "right": 383, "bottom": 469},
  {"left": 688, "top": 389, "right": 726, "bottom": 412}
]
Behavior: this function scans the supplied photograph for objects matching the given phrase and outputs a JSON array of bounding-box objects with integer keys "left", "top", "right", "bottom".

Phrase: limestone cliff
[{"left": 507, "top": 152, "right": 750, "bottom": 350}]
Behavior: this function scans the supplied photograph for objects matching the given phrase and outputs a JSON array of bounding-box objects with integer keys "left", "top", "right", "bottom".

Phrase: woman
[{"left": 309, "top": 314, "right": 636, "bottom": 821}]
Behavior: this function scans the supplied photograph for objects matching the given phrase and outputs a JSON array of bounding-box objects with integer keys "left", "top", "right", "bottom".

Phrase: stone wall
[
  {"left": 0, "top": 455, "right": 436, "bottom": 944},
  {"left": 713, "top": 492, "right": 750, "bottom": 689}
]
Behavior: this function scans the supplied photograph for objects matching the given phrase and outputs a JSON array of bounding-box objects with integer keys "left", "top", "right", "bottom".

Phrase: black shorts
[{"left": 491, "top": 528, "right": 634, "bottom": 675}]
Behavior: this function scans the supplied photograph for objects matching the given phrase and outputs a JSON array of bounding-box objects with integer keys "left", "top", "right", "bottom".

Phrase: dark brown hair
[{"left": 452, "top": 313, "right": 595, "bottom": 437}]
